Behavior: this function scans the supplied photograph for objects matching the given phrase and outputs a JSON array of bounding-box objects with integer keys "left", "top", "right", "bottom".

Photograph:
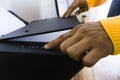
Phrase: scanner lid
[{"left": 0, "top": 16, "right": 80, "bottom": 40}]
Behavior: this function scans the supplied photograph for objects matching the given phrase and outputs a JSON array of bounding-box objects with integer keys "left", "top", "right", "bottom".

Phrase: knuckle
[
  {"left": 60, "top": 43, "right": 66, "bottom": 53},
  {"left": 66, "top": 48, "right": 80, "bottom": 61},
  {"left": 79, "top": 27, "right": 89, "bottom": 34},
  {"left": 66, "top": 47, "right": 73, "bottom": 55}
]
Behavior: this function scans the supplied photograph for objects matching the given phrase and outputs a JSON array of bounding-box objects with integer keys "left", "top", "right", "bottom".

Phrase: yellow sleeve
[
  {"left": 100, "top": 16, "right": 120, "bottom": 55},
  {"left": 86, "top": 0, "right": 107, "bottom": 9}
]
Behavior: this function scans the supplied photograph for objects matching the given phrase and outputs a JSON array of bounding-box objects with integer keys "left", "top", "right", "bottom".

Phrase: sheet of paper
[{"left": 0, "top": 7, "right": 26, "bottom": 37}]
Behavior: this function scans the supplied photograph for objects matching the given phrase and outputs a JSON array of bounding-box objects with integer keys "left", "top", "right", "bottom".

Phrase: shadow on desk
[{"left": 71, "top": 54, "right": 120, "bottom": 80}]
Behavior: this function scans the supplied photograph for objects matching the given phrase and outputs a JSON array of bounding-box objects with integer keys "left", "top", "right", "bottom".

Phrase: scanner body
[{"left": 0, "top": 16, "right": 83, "bottom": 80}]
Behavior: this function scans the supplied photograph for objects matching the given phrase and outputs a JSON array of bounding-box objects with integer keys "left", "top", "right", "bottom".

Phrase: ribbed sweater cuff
[
  {"left": 86, "top": 0, "right": 106, "bottom": 9},
  {"left": 86, "top": 0, "right": 95, "bottom": 9},
  {"left": 100, "top": 16, "right": 120, "bottom": 55}
]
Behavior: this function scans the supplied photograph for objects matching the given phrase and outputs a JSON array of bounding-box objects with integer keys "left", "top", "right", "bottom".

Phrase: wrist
[{"left": 100, "top": 16, "right": 120, "bottom": 55}]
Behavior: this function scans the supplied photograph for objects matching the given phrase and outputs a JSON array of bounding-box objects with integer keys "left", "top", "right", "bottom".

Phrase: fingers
[
  {"left": 60, "top": 32, "right": 83, "bottom": 53},
  {"left": 44, "top": 32, "right": 72, "bottom": 49},
  {"left": 62, "top": 2, "right": 78, "bottom": 18},
  {"left": 62, "top": 7, "right": 75, "bottom": 18},
  {"left": 44, "top": 26, "right": 80, "bottom": 49},
  {"left": 62, "top": 37, "right": 91, "bottom": 60}
]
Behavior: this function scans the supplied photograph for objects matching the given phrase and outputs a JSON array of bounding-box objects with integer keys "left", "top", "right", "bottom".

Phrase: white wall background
[
  {"left": 0, "top": 0, "right": 57, "bottom": 22},
  {"left": 0, "top": 0, "right": 112, "bottom": 22}
]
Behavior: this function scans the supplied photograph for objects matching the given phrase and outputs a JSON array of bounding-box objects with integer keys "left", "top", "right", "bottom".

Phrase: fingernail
[{"left": 43, "top": 44, "right": 49, "bottom": 49}]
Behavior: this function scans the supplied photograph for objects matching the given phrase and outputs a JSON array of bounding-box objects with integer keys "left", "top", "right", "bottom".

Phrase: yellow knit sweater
[{"left": 86, "top": 0, "right": 120, "bottom": 55}]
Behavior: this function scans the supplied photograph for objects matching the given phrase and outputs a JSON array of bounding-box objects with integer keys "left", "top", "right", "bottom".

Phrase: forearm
[
  {"left": 86, "top": 0, "right": 107, "bottom": 9},
  {"left": 100, "top": 16, "right": 120, "bottom": 55}
]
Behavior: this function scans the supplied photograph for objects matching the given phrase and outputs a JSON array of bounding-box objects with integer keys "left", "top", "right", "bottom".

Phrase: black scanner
[
  {"left": 0, "top": 41, "right": 83, "bottom": 80},
  {"left": 0, "top": 16, "right": 83, "bottom": 80}
]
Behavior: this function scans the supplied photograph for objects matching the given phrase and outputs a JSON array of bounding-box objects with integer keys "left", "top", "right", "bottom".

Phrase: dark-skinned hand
[
  {"left": 62, "top": 0, "right": 88, "bottom": 18},
  {"left": 44, "top": 22, "right": 113, "bottom": 67}
]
